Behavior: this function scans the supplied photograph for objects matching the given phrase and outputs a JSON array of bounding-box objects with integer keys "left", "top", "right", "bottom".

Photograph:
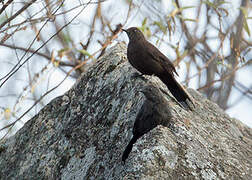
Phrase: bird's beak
[{"left": 122, "top": 29, "right": 127, "bottom": 33}]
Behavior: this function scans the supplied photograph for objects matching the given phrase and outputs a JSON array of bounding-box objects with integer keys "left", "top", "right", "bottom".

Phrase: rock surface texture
[{"left": 0, "top": 43, "right": 251, "bottom": 180}]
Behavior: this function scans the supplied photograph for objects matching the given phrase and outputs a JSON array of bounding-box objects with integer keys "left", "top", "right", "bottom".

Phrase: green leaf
[
  {"left": 146, "top": 28, "right": 152, "bottom": 38},
  {"left": 179, "top": 6, "right": 196, "bottom": 11},
  {"left": 142, "top": 17, "right": 147, "bottom": 26},
  {"left": 182, "top": 18, "right": 197, "bottom": 22},
  {"left": 203, "top": 0, "right": 216, "bottom": 9},
  {"left": 243, "top": 19, "right": 251, "bottom": 36},
  {"left": 138, "top": 26, "right": 144, "bottom": 33},
  {"left": 78, "top": 49, "right": 92, "bottom": 57},
  {"left": 58, "top": 48, "right": 69, "bottom": 58},
  {"left": 78, "top": 49, "right": 95, "bottom": 60},
  {"left": 203, "top": 0, "right": 229, "bottom": 8},
  {"left": 216, "top": 60, "right": 223, "bottom": 65},
  {"left": 239, "top": 7, "right": 248, "bottom": 17},
  {"left": 216, "top": 0, "right": 230, "bottom": 7},
  {"left": 61, "top": 33, "right": 72, "bottom": 43},
  {"left": 153, "top": 21, "right": 167, "bottom": 34},
  {"left": 58, "top": 48, "right": 69, "bottom": 53},
  {"left": 139, "top": 18, "right": 149, "bottom": 34}
]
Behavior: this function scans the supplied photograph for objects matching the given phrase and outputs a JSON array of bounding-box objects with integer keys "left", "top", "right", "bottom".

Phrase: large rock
[{"left": 0, "top": 43, "right": 251, "bottom": 179}]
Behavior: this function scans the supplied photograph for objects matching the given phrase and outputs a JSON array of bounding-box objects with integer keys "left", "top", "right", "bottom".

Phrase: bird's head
[
  {"left": 122, "top": 27, "right": 145, "bottom": 41},
  {"left": 140, "top": 85, "right": 162, "bottom": 103}
]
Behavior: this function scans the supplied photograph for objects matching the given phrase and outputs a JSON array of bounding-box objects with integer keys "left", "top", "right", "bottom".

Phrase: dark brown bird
[
  {"left": 122, "top": 85, "right": 172, "bottom": 162},
  {"left": 123, "top": 27, "right": 194, "bottom": 109}
]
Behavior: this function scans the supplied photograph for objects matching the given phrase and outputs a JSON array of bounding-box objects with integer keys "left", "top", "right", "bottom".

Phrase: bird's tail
[
  {"left": 122, "top": 135, "right": 138, "bottom": 162},
  {"left": 158, "top": 72, "right": 194, "bottom": 110}
]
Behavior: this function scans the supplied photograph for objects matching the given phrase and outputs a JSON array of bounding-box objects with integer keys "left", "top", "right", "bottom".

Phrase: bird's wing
[
  {"left": 146, "top": 42, "right": 178, "bottom": 76},
  {"left": 133, "top": 101, "right": 156, "bottom": 137}
]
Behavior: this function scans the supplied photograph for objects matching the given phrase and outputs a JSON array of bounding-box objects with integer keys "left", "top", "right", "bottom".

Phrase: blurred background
[{"left": 0, "top": 0, "right": 251, "bottom": 139}]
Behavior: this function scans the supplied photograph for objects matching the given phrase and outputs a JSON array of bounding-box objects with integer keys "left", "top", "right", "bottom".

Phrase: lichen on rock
[{"left": 0, "top": 43, "right": 251, "bottom": 180}]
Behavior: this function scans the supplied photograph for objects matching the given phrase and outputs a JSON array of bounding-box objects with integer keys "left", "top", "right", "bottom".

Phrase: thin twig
[
  {"left": 0, "top": 1, "right": 91, "bottom": 140},
  {"left": 0, "top": 0, "right": 37, "bottom": 29}
]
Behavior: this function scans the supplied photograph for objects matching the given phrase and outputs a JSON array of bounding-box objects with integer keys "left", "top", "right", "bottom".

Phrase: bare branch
[{"left": 0, "top": 0, "right": 37, "bottom": 29}]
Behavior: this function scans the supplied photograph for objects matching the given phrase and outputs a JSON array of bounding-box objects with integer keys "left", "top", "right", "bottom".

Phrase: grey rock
[{"left": 0, "top": 43, "right": 251, "bottom": 180}]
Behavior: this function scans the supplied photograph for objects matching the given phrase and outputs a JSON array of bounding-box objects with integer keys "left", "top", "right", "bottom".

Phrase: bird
[
  {"left": 122, "top": 27, "right": 194, "bottom": 110},
  {"left": 122, "top": 85, "right": 172, "bottom": 162}
]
